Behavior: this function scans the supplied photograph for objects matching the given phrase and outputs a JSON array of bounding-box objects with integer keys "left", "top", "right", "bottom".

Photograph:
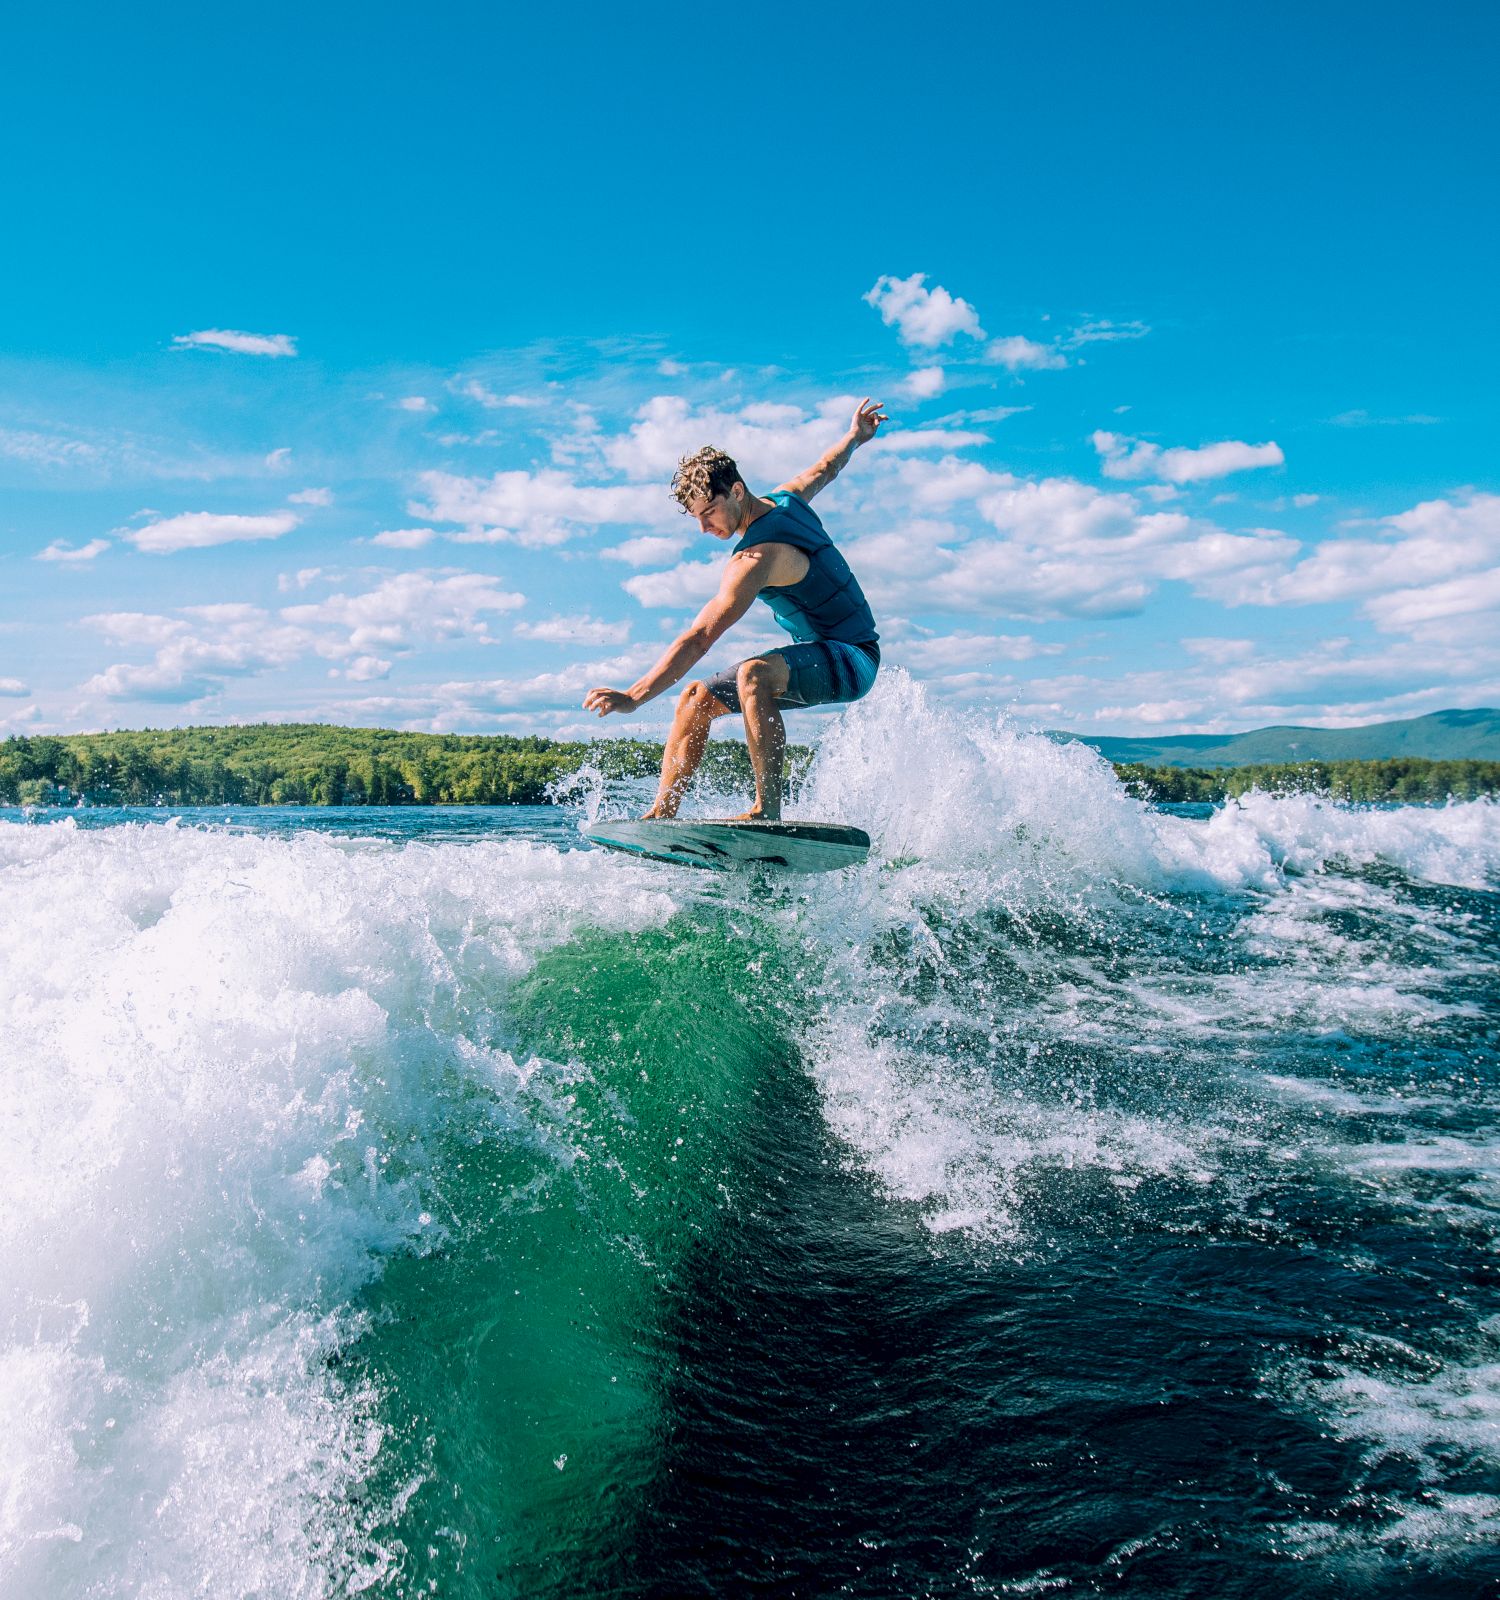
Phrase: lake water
[{"left": 3, "top": 679, "right": 1498, "bottom": 1597}]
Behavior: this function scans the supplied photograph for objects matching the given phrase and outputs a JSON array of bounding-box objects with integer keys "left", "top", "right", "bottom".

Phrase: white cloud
[
  {"left": 1092, "top": 431, "right": 1285, "bottom": 484},
  {"left": 457, "top": 379, "right": 541, "bottom": 410},
  {"left": 81, "top": 608, "right": 310, "bottom": 703},
  {"left": 288, "top": 487, "right": 333, "bottom": 506},
  {"left": 265, "top": 447, "right": 292, "bottom": 470},
  {"left": 172, "top": 329, "right": 298, "bottom": 357},
  {"left": 864, "top": 273, "right": 985, "bottom": 348},
  {"left": 602, "top": 533, "right": 692, "bottom": 567},
  {"left": 986, "top": 335, "right": 1067, "bottom": 372},
  {"left": 434, "top": 651, "right": 654, "bottom": 713},
  {"left": 514, "top": 615, "right": 631, "bottom": 646},
  {"left": 77, "top": 570, "right": 530, "bottom": 707},
  {"left": 597, "top": 393, "right": 946, "bottom": 489},
  {"left": 1365, "top": 567, "right": 1500, "bottom": 637},
  {"left": 898, "top": 631, "right": 1063, "bottom": 671},
  {"left": 0, "top": 677, "right": 29, "bottom": 696},
  {"left": 0, "top": 428, "right": 99, "bottom": 469},
  {"left": 1292, "top": 494, "right": 1320, "bottom": 508},
  {"left": 1330, "top": 409, "right": 1441, "bottom": 428},
  {"left": 867, "top": 427, "right": 991, "bottom": 455},
  {"left": 281, "top": 571, "right": 526, "bottom": 656},
  {"left": 371, "top": 527, "right": 439, "bottom": 549},
  {"left": 123, "top": 511, "right": 300, "bottom": 554},
  {"left": 412, "top": 468, "right": 665, "bottom": 545},
  {"left": 1062, "top": 319, "right": 1151, "bottom": 348},
  {"left": 1256, "top": 493, "right": 1500, "bottom": 626},
  {"left": 905, "top": 366, "right": 946, "bottom": 399},
  {"left": 1181, "top": 637, "right": 1256, "bottom": 664},
  {"left": 340, "top": 655, "right": 391, "bottom": 681},
  {"left": 841, "top": 461, "right": 1299, "bottom": 621},
  {"left": 36, "top": 538, "right": 109, "bottom": 563},
  {"left": 622, "top": 560, "right": 721, "bottom": 609},
  {"left": 397, "top": 396, "right": 436, "bottom": 413}
]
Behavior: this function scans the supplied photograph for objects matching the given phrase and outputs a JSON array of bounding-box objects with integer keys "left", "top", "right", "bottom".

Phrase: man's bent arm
[
  {"left": 582, "top": 551, "right": 769, "bottom": 714},
  {"left": 778, "top": 398, "right": 887, "bottom": 502}
]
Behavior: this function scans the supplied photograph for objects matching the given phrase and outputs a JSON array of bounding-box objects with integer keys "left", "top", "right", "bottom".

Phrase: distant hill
[{"left": 1052, "top": 708, "right": 1500, "bottom": 769}]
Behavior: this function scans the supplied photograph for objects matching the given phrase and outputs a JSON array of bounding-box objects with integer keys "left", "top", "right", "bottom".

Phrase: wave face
[{"left": 3, "top": 674, "right": 1498, "bottom": 1598}]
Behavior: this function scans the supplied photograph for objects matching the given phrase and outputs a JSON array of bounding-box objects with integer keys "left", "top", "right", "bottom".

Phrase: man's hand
[
  {"left": 850, "top": 397, "right": 887, "bottom": 445},
  {"left": 778, "top": 400, "right": 890, "bottom": 502},
  {"left": 582, "top": 687, "right": 639, "bottom": 717}
]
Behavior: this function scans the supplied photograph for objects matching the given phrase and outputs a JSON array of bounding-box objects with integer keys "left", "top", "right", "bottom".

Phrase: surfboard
[{"left": 584, "top": 818, "right": 871, "bottom": 873}]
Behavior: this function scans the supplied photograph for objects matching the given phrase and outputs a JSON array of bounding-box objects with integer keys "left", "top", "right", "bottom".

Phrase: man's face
[{"left": 687, "top": 486, "right": 743, "bottom": 539}]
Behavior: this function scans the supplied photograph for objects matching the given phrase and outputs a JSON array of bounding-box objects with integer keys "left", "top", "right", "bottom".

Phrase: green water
[{"left": 354, "top": 910, "right": 809, "bottom": 1594}]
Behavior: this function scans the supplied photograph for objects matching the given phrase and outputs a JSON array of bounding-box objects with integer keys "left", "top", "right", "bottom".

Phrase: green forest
[{"left": 1, "top": 724, "right": 1497, "bottom": 809}]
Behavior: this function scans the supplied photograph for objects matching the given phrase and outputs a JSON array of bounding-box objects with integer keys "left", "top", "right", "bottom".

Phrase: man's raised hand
[
  {"left": 852, "top": 398, "right": 888, "bottom": 444},
  {"left": 583, "top": 687, "right": 638, "bottom": 717}
]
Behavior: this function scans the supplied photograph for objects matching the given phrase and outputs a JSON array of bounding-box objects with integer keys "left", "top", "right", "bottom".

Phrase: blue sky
[{"left": 3, "top": 0, "right": 1497, "bottom": 740}]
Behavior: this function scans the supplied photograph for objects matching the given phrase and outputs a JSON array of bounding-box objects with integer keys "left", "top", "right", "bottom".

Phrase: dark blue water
[{"left": 3, "top": 701, "right": 1498, "bottom": 1598}]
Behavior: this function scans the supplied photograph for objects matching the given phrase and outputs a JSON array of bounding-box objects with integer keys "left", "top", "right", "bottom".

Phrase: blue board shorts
[{"left": 705, "top": 639, "right": 880, "bottom": 714}]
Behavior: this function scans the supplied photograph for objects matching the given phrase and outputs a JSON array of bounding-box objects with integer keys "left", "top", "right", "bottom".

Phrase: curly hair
[{"left": 670, "top": 446, "right": 744, "bottom": 512}]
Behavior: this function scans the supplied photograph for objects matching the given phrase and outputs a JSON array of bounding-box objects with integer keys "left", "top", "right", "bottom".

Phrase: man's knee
[
  {"left": 735, "top": 658, "right": 774, "bottom": 700},
  {"left": 677, "top": 679, "right": 724, "bottom": 719}
]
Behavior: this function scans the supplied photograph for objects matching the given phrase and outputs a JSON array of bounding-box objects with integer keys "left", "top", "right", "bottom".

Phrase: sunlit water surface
[{"left": 3, "top": 678, "right": 1498, "bottom": 1598}]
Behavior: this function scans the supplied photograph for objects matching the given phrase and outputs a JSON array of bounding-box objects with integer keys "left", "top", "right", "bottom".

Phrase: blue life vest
[{"left": 733, "top": 491, "right": 879, "bottom": 653}]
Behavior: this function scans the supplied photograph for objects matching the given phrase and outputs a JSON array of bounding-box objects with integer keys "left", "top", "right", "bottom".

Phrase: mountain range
[{"left": 1052, "top": 708, "right": 1500, "bottom": 769}]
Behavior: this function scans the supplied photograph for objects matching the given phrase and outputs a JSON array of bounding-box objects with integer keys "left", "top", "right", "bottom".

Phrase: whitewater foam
[{"left": 0, "top": 820, "right": 680, "bottom": 1596}]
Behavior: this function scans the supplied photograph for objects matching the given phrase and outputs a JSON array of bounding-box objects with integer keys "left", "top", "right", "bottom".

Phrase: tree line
[
  {"left": 0, "top": 724, "right": 769, "bottom": 807},
  {"left": 1113, "top": 758, "right": 1500, "bottom": 804},
  {"left": 1, "top": 725, "right": 1497, "bottom": 808}
]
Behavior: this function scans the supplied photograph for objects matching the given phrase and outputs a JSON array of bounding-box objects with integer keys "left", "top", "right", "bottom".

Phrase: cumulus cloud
[
  {"left": 81, "top": 608, "right": 310, "bottom": 703},
  {"left": 840, "top": 458, "right": 1299, "bottom": 621},
  {"left": 37, "top": 538, "right": 109, "bottom": 563},
  {"left": 0, "top": 677, "right": 29, "bottom": 696},
  {"left": 371, "top": 528, "right": 439, "bottom": 549},
  {"left": 1181, "top": 637, "right": 1257, "bottom": 664},
  {"left": 864, "top": 273, "right": 985, "bottom": 348},
  {"left": 866, "top": 427, "right": 991, "bottom": 454},
  {"left": 602, "top": 534, "right": 692, "bottom": 567},
  {"left": 898, "top": 631, "right": 1064, "bottom": 670},
  {"left": 1092, "top": 431, "right": 1285, "bottom": 484},
  {"left": 986, "top": 335, "right": 1067, "bottom": 372},
  {"left": 397, "top": 396, "right": 436, "bottom": 413},
  {"left": 514, "top": 615, "right": 631, "bottom": 646},
  {"left": 172, "top": 329, "right": 298, "bottom": 357},
  {"left": 434, "top": 651, "right": 655, "bottom": 713},
  {"left": 411, "top": 468, "right": 665, "bottom": 546},
  {"left": 265, "top": 447, "right": 292, "bottom": 470},
  {"left": 287, "top": 487, "right": 333, "bottom": 506},
  {"left": 622, "top": 560, "right": 721, "bottom": 609},
  {"left": 78, "top": 569, "right": 529, "bottom": 706},
  {"left": 1259, "top": 493, "right": 1500, "bottom": 619},
  {"left": 281, "top": 571, "right": 526, "bottom": 655},
  {"left": 123, "top": 511, "right": 300, "bottom": 554},
  {"left": 905, "top": 366, "right": 946, "bottom": 399}
]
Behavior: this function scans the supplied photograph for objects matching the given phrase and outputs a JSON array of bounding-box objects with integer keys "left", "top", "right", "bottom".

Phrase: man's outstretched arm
[
  {"left": 582, "top": 548, "right": 772, "bottom": 716},
  {"left": 777, "top": 398, "right": 887, "bottom": 502}
]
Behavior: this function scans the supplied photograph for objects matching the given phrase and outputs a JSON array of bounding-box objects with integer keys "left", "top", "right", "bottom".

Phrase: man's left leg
[{"left": 733, "top": 654, "right": 791, "bottom": 820}]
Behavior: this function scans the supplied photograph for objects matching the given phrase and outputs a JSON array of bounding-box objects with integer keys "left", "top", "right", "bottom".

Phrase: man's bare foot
[
  {"left": 728, "top": 807, "right": 780, "bottom": 822},
  {"left": 640, "top": 804, "right": 678, "bottom": 820}
]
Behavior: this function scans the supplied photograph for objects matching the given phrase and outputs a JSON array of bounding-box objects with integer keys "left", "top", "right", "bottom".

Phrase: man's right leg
[{"left": 643, "top": 679, "right": 730, "bottom": 818}]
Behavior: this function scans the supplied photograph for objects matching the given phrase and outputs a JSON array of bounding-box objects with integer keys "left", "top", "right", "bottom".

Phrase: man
[{"left": 582, "top": 399, "right": 886, "bottom": 820}]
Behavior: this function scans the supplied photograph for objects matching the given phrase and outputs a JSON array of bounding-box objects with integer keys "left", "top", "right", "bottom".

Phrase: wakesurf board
[{"left": 584, "top": 818, "right": 870, "bottom": 874}]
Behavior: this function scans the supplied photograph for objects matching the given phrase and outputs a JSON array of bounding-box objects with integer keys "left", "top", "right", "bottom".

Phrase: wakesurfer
[{"left": 582, "top": 399, "right": 886, "bottom": 820}]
